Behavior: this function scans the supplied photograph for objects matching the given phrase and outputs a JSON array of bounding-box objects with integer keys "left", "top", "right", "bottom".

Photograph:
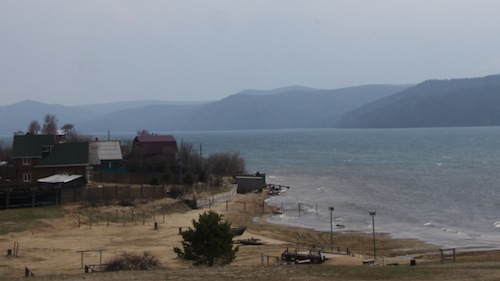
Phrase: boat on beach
[{"left": 231, "top": 226, "right": 247, "bottom": 236}]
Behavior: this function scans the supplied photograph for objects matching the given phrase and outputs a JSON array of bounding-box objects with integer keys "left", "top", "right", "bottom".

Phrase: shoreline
[
  {"left": 1, "top": 191, "right": 499, "bottom": 280},
  {"left": 226, "top": 192, "right": 500, "bottom": 264},
  {"left": 263, "top": 189, "right": 500, "bottom": 252},
  {"left": 224, "top": 192, "right": 438, "bottom": 261},
  {"left": 265, "top": 216, "right": 500, "bottom": 256}
]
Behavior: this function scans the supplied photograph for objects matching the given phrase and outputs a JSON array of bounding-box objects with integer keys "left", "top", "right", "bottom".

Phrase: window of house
[
  {"left": 23, "top": 173, "right": 31, "bottom": 182},
  {"left": 41, "top": 145, "right": 52, "bottom": 157},
  {"left": 23, "top": 158, "right": 31, "bottom": 165}
]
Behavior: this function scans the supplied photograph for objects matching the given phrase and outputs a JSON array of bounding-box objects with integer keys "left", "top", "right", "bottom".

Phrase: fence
[
  {"left": 61, "top": 184, "right": 168, "bottom": 205},
  {"left": 195, "top": 185, "right": 237, "bottom": 209},
  {"left": 277, "top": 201, "right": 319, "bottom": 217},
  {"left": 75, "top": 202, "right": 186, "bottom": 229}
]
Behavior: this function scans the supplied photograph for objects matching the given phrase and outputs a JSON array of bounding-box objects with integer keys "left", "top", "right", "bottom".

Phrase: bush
[{"left": 104, "top": 251, "right": 160, "bottom": 271}]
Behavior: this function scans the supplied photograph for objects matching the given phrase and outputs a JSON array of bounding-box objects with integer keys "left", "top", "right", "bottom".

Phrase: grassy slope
[{"left": 0, "top": 206, "right": 64, "bottom": 235}]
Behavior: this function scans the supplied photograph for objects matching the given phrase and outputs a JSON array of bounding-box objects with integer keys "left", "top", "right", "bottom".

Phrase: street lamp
[
  {"left": 329, "top": 206, "right": 334, "bottom": 252},
  {"left": 369, "top": 211, "right": 376, "bottom": 260}
]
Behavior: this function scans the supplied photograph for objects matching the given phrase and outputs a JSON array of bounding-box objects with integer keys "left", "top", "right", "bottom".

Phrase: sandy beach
[{"left": 0, "top": 191, "right": 493, "bottom": 280}]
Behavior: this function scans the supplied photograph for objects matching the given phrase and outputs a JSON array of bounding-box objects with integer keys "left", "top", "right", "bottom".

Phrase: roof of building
[
  {"left": 133, "top": 135, "right": 178, "bottom": 154},
  {"left": 36, "top": 142, "right": 89, "bottom": 167},
  {"left": 12, "top": 134, "right": 56, "bottom": 158},
  {"left": 89, "top": 141, "right": 123, "bottom": 165},
  {"left": 134, "top": 135, "right": 177, "bottom": 143},
  {"left": 38, "top": 174, "right": 83, "bottom": 184}
]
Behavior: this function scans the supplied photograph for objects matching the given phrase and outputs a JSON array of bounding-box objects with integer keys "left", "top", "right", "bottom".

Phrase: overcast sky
[{"left": 1, "top": 1, "right": 500, "bottom": 106}]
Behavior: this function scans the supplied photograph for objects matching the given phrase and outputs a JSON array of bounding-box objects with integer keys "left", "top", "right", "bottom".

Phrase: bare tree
[
  {"left": 179, "top": 142, "right": 201, "bottom": 170},
  {"left": 61, "top": 123, "right": 92, "bottom": 142},
  {"left": 42, "top": 114, "right": 58, "bottom": 135},
  {"left": 27, "top": 120, "right": 41, "bottom": 135},
  {"left": 206, "top": 152, "right": 246, "bottom": 176},
  {"left": 137, "top": 129, "right": 151, "bottom": 136},
  {"left": 61, "top": 123, "right": 74, "bottom": 134}
]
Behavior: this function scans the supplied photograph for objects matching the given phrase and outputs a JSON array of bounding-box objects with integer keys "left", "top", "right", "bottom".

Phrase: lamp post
[
  {"left": 329, "top": 206, "right": 334, "bottom": 252},
  {"left": 369, "top": 211, "right": 376, "bottom": 260}
]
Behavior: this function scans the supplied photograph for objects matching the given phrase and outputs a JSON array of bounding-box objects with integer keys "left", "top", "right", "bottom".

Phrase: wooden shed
[{"left": 236, "top": 173, "right": 266, "bottom": 194}]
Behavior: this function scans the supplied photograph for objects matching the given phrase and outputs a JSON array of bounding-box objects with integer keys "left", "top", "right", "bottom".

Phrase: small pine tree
[{"left": 174, "top": 210, "right": 238, "bottom": 266}]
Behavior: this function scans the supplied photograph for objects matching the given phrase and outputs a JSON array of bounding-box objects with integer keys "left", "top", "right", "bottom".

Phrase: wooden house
[
  {"left": 89, "top": 140, "right": 125, "bottom": 173},
  {"left": 132, "top": 135, "right": 178, "bottom": 166},
  {"left": 133, "top": 135, "right": 178, "bottom": 155}
]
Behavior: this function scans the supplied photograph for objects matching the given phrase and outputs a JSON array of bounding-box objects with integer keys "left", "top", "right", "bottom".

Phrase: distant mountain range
[
  {"left": 1, "top": 74, "right": 500, "bottom": 136},
  {"left": 337, "top": 74, "right": 500, "bottom": 128}
]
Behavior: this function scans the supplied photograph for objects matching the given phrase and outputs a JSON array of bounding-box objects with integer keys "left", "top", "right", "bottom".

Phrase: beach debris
[
  {"left": 236, "top": 237, "right": 265, "bottom": 245},
  {"left": 362, "top": 259, "right": 375, "bottom": 265},
  {"left": 231, "top": 226, "right": 247, "bottom": 236},
  {"left": 268, "top": 184, "right": 289, "bottom": 196},
  {"left": 281, "top": 247, "right": 327, "bottom": 264}
]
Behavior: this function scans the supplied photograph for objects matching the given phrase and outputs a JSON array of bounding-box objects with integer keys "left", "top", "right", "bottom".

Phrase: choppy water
[{"left": 174, "top": 127, "right": 500, "bottom": 249}]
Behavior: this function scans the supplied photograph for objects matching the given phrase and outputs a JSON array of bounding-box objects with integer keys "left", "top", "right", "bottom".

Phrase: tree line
[{"left": 16, "top": 113, "right": 91, "bottom": 142}]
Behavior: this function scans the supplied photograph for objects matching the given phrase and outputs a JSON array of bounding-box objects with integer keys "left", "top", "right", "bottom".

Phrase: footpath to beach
[{"left": 2, "top": 191, "right": 500, "bottom": 281}]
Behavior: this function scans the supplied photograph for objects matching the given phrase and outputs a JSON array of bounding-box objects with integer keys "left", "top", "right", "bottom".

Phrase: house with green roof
[
  {"left": 10, "top": 134, "right": 124, "bottom": 187},
  {"left": 11, "top": 134, "right": 58, "bottom": 185},
  {"left": 35, "top": 142, "right": 92, "bottom": 182}
]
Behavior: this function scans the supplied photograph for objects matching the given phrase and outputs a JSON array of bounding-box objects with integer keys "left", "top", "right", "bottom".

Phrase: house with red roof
[
  {"left": 132, "top": 135, "right": 178, "bottom": 155},
  {"left": 131, "top": 135, "right": 178, "bottom": 171}
]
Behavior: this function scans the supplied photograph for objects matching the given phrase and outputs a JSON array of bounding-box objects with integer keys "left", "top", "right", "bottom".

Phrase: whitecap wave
[{"left": 440, "top": 227, "right": 460, "bottom": 234}]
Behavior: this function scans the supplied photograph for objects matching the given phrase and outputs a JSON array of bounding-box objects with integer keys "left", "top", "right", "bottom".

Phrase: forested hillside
[{"left": 336, "top": 75, "right": 500, "bottom": 128}]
